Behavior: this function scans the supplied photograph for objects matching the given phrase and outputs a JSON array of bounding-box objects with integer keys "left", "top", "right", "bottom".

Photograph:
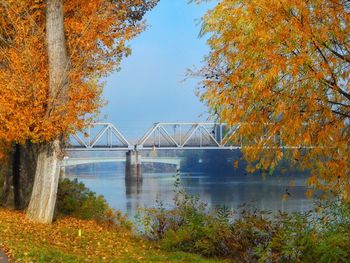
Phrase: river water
[{"left": 67, "top": 170, "right": 314, "bottom": 219}]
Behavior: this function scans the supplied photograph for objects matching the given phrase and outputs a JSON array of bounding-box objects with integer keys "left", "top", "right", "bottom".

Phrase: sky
[{"left": 101, "top": 0, "right": 216, "bottom": 140}]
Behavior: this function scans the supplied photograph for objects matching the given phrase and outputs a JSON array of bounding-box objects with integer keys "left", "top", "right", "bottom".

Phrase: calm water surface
[{"left": 68, "top": 170, "right": 314, "bottom": 218}]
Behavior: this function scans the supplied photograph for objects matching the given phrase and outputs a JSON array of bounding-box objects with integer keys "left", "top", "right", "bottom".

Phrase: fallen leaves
[{"left": 0, "top": 208, "right": 206, "bottom": 262}]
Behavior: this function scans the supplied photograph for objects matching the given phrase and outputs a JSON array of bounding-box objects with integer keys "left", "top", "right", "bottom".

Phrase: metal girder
[
  {"left": 65, "top": 122, "right": 316, "bottom": 152},
  {"left": 66, "top": 123, "right": 132, "bottom": 151},
  {"left": 67, "top": 122, "right": 286, "bottom": 151},
  {"left": 136, "top": 122, "right": 240, "bottom": 150}
]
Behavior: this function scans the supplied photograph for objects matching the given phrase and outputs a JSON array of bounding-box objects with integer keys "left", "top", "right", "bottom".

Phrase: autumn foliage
[
  {"left": 0, "top": 0, "right": 156, "bottom": 145},
  {"left": 0, "top": 208, "right": 217, "bottom": 262},
  {"left": 198, "top": 0, "right": 350, "bottom": 198}
]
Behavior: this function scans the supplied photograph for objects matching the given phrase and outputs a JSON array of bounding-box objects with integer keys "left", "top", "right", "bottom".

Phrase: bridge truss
[
  {"left": 137, "top": 123, "right": 240, "bottom": 150},
  {"left": 68, "top": 123, "right": 132, "bottom": 151},
  {"left": 66, "top": 122, "right": 242, "bottom": 151}
]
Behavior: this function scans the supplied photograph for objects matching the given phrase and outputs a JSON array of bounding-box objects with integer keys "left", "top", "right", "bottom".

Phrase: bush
[
  {"left": 137, "top": 175, "right": 350, "bottom": 262},
  {"left": 56, "top": 178, "right": 131, "bottom": 228}
]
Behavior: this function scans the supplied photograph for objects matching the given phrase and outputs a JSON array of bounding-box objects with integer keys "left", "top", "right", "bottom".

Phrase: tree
[
  {"left": 26, "top": 0, "right": 69, "bottom": 223},
  {"left": 0, "top": 0, "right": 157, "bottom": 222},
  {"left": 197, "top": 0, "right": 349, "bottom": 198}
]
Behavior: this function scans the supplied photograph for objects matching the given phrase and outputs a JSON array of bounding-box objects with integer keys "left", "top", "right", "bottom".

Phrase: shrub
[
  {"left": 256, "top": 212, "right": 316, "bottom": 262},
  {"left": 56, "top": 178, "right": 131, "bottom": 228},
  {"left": 311, "top": 200, "right": 350, "bottom": 263},
  {"left": 137, "top": 175, "right": 350, "bottom": 262}
]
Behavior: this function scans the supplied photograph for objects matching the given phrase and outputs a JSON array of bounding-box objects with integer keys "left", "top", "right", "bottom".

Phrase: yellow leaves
[
  {"left": 246, "top": 165, "right": 256, "bottom": 173},
  {"left": 198, "top": 0, "right": 350, "bottom": 199}
]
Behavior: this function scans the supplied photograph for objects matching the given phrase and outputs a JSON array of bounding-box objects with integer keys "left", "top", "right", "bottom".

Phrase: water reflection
[
  {"left": 125, "top": 178, "right": 143, "bottom": 215},
  {"left": 180, "top": 174, "right": 313, "bottom": 213},
  {"left": 69, "top": 171, "right": 315, "bottom": 219}
]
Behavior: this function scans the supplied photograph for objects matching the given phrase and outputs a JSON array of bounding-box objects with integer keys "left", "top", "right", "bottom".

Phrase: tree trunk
[
  {"left": 27, "top": 140, "right": 61, "bottom": 223},
  {"left": 12, "top": 144, "right": 21, "bottom": 208},
  {"left": 1, "top": 150, "right": 14, "bottom": 208},
  {"left": 1, "top": 142, "right": 36, "bottom": 210},
  {"left": 27, "top": 0, "right": 68, "bottom": 223},
  {"left": 17, "top": 142, "right": 37, "bottom": 209}
]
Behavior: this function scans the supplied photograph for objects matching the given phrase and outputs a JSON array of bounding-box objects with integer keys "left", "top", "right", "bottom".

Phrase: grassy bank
[{"left": 0, "top": 209, "right": 221, "bottom": 263}]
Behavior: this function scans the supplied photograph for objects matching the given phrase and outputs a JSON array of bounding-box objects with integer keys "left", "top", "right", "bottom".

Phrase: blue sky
[{"left": 101, "top": 0, "right": 216, "bottom": 140}]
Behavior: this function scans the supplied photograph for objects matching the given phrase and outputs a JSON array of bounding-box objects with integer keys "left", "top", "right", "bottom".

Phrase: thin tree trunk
[{"left": 27, "top": 0, "right": 68, "bottom": 223}]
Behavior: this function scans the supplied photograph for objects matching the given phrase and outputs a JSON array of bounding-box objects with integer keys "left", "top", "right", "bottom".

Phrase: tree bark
[
  {"left": 27, "top": 0, "right": 68, "bottom": 223},
  {"left": 27, "top": 140, "right": 61, "bottom": 222},
  {"left": 12, "top": 144, "right": 21, "bottom": 208},
  {"left": 1, "top": 150, "right": 14, "bottom": 208},
  {"left": 1, "top": 142, "right": 36, "bottom": 210}
]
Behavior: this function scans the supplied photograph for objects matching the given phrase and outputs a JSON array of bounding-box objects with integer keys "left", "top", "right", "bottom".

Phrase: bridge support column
[{"left": 125, "top": 151, "right": 142, "bottom": 180}]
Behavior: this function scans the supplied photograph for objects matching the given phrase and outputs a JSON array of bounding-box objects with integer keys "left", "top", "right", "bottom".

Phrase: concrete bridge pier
[{"left": 125, "top": 150, "right": 142, "bottom": 180}]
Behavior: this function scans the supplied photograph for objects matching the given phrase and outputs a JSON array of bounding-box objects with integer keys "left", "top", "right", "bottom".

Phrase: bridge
[
  {"left": 67, "top": 122, "right": 240, "bottom": 151},
  {"left": 64, "top": 122, "right": 242, "bottom": 180}
]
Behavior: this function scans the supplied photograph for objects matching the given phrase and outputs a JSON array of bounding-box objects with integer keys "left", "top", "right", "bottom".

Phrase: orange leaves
[
  {"left": 306, "top": 189, "right": 313, "bottom": 199},
  {"left": 0, "top": 0, "right": 157, "bottom": 145},
  {"left": 197, "top": 0, "right": 350, "bottom": 198},
  {"left": 233, "top": 159, "right": 239, "bottom": 169}
]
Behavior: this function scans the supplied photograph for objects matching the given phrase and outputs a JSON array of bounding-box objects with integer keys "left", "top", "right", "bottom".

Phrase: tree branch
[
  {"left": 332, "top": 110, "right": 350, "bottom": 118},
  {"left": 323, "top": 42, "right": 350, "bottom": 64},
  {"left": 328, "top": 100, "right": 350, "bottom": 108}
]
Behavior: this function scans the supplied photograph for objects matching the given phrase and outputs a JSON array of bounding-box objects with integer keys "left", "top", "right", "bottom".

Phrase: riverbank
[{"left": 0, "top": 209, "right": 220, "bottom": 262}]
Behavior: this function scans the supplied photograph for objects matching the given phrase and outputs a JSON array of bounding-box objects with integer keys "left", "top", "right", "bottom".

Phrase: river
[{"left": 67, "top": 169, "right": 314, "bottom": 219}]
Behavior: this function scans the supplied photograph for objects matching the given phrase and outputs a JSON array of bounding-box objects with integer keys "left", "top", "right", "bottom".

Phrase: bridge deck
[{"left": 62, "top": 156, "right": 183, "bottom": 168}]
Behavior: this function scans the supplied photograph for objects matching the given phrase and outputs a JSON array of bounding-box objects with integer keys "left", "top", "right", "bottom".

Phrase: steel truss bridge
[
  {"left": 63, "top": 122, "right": 241, "bottom": 170},
  {"left": 63, "top": 123, "right": 313, "bottom": 178},
  {"left": 62, "top": 122, "right": 284, "bottom": 176},
  {"left": 66, "top": 122, "right": 242, "bottom": 151}
]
